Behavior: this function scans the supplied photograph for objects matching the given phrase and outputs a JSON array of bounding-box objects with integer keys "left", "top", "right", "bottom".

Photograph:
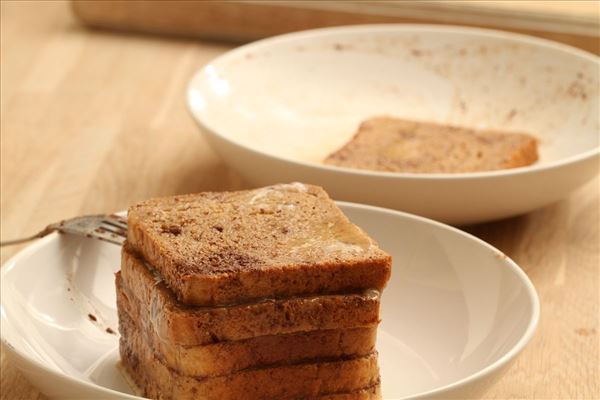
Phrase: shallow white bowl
[
  {"left": 187, "top": 24, "right": 599, "bottom": 225},
  {"left": 1, "top": 204, "right": 539, "bottom": 399}
]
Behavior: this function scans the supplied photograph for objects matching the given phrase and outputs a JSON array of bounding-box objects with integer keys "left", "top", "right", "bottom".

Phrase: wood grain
[{"left": 1, "top": 2, "right": 598, "bottom": 399}]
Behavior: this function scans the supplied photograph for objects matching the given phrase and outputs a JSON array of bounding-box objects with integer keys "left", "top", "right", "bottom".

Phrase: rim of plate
[
  {"left": 0, "top": 202, "right": 540, "bottom": 400},
  {"left": 0, "top": 232, "right": 140, "bottom": 400},
  {"left": 338, "top": 201, "right": 540, "bottom": 399},
  {"left": 187, "top": 23, "right": 599, "bottom": 181}
]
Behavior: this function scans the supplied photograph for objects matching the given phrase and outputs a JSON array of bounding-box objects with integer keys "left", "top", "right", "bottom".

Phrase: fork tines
[{"left": 95, "top": 215, "right": 128, "bottom": 245}]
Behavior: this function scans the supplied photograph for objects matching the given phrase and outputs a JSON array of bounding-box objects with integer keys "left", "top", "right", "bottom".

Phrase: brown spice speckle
[
  {"left": 567, "top": 81, "right": 588, "bottom": 100},
  {"left": 88, "top": 313, "right": 97, "bottom": 322},
  {"left": 575, "top": 328, "right": 596, "bottom": 337},
  {"left": 106, "top": 327, "right": 116, "bottom": 335},
  {"left": 161, "top": 224, "right": 182, "bottom": 235}
]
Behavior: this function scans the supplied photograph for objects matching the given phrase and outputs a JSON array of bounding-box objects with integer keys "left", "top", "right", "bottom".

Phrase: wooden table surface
[{"left": 1, "top": 2, "right": 598, "bottom": 399}]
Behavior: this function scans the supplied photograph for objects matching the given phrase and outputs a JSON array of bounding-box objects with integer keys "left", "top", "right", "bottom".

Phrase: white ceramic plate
[
  {"left": 187, "top": 25, "right": 599, "bottom": 225},
  {"left": 1, "top": 203, "right": 539, "bottom": 399}
]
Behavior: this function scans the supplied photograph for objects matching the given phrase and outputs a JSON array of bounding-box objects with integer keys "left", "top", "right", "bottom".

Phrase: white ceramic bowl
[
  {"left": 187, "top": 24, "right": 599, "bottom": 225},
  {"left": 1, "top": 204, "right": 539, "bottom": 399}
]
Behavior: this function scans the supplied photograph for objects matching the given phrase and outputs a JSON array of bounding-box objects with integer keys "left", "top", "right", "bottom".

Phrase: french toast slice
[
  {"left": 324, "top": 117, "right": 538, "bottom": 173},
  {"left": 118, "top": 249, "right": 381, "bottom": 346},
  {"left": 127, "top": 183, "right": 391, "bottom": 306},
  {"left": 120, "top": 329, "right": 380, "bottom": 400},
  {"left": 118, "top": 303, "right": 377, "bottom": 377},
  {"left": 319, "top": 386, "right": 382, "bottom": 400},
  {"left": 120, "top": 361, "right": 381, "bottom": 400}
]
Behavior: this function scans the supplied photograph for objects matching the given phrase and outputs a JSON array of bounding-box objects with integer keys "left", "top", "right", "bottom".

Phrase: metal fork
[{"left": 0, "top": 214, "right": 127, "bottom": 246}]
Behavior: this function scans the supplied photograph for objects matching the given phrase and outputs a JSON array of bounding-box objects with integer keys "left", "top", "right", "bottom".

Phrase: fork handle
[{"left": 0, "top": 227, "right": 56, "bottom": 247}]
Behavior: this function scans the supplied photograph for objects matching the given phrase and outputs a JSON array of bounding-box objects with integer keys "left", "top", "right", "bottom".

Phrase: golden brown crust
[
  {"left": 118, "top": 303, "right": 377, "bottom": 377},
  {"left": 120, "top": 360, "right": 381, "bottom": 400},
  {"left": 127, "top": 183, "right": 391, "bottom": 306},
  {"left": 319, "top": 385, "right": 381, "bottom": 400},
  {"left": 117, "top": 250, "right": 381, "bottom": 346},
  {"left": 121, "top": 363, "right": 381, "bottom": 400},
  {"left": 324, "top": 117, "right": 539, "bottom": 173},
  {"left": 120, "top": 329, "right": 380, "bottom": 400}
]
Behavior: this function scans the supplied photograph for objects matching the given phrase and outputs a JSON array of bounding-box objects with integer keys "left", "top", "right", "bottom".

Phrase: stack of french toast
[{"left": 117, "top": 183, "right": 391, "bottom": 399}]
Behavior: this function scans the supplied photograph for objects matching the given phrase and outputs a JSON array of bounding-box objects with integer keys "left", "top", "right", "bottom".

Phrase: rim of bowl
[
  {"left": 187, "top": 24, "right": 600, "bottom": 181},
  {"left": 0, "top": 202, "right": 540, "bottom": 400},
  {"left": 336, "top": 201, "right": 540, "bottom": 399},
  {"left": 0, "top": 233, "right": 140, "bottom": 400}
]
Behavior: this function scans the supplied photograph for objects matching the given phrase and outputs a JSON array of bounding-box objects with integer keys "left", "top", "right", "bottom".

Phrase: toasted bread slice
[
  {"left": 319, "top": 385, "right": 381, "bottom": 400},
  {"left": 127, "top": 183, "right": 391, "bottom": 306},
  {"left": 324, "top": 117, "right": 538, "bottom": 173},
  {"left": 120, "top": 329, "right": 380, "bottom": 400},
  {"left": 118, "top": 249, "right": 381, "bottom": 346},
  {"left": 118, "top": 303, "right": 377, "bottom": 377},
  {"left": 119, "top": 359, "right": 381, "bottom": 400}
]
